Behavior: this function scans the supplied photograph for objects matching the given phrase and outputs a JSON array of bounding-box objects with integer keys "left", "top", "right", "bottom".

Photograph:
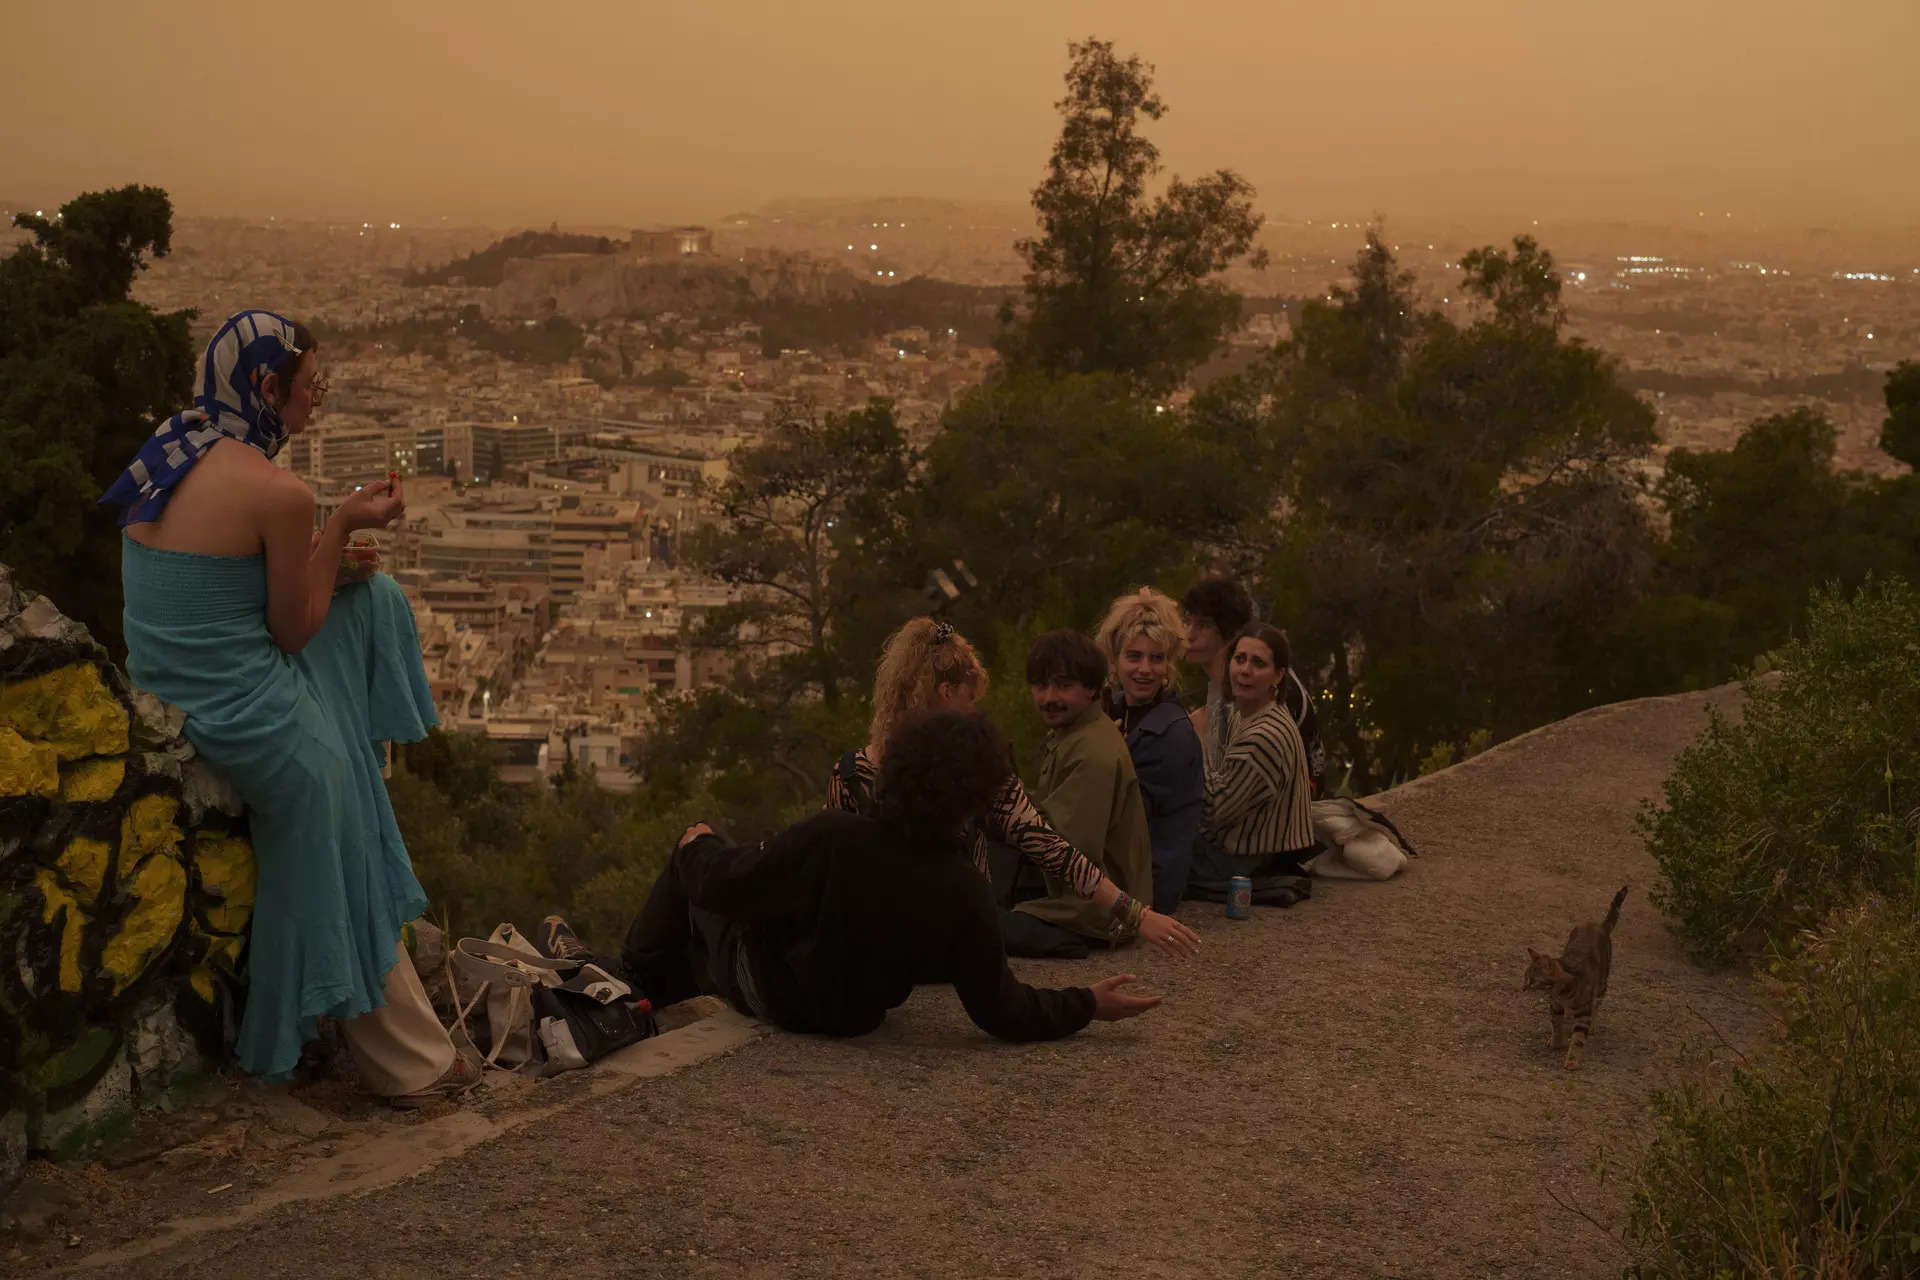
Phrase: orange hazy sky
[{"left": 4, "top": 0, "right": 1917, "bottom": 227}]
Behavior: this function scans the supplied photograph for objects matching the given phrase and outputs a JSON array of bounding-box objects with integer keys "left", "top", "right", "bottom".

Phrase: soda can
[{"left": 1226, "top": 875, "right": 1253, "bottom": 920}]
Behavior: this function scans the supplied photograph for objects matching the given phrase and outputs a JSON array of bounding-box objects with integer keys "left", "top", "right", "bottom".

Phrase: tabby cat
[{"left": 1523, "top": 886, "right": 1628, "bottom": 1069}]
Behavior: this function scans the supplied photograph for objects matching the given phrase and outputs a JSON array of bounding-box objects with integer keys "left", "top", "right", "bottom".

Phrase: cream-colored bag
[
  {"left": 447, "top": 923, "right": 569, "bottom": 1070},
  {"left": 1309, "top": 798, "right": 1415, "bottom": 880}
]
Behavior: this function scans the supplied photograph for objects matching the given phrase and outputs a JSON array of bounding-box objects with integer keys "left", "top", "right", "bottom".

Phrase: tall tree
[
  {"left": 891, "top": 372, "right": 1261, "bottom": 651},
  {"left": 682, "top": 398, "right": 914, "bottom": 706},
  {"left": 0, "top": 185, "right": 192, "bottom": 654},
  {"left": 1247, "top": 232, "right": 1658, "bottom": 789},
  {"left": 1650, "top": 406, "right": 1918, "bottom": 674},
  {"left": 996, "top": 38, "right": 1268, "bottom": 395}
]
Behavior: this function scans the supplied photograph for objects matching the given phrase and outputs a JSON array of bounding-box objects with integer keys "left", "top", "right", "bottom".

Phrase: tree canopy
[
  {"left": 996, "top": 38, "right": 1267, "bottom": 395},
  {"left": 0, "top": 185, "right": 192, "bottom": 654},
  {"left": 1226, "top": 232, "right": 1659, "bottom": 787}
]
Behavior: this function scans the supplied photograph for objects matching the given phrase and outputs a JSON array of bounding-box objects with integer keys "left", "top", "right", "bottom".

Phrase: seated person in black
[{"left": 619, "top": 711, "right": 1162, "bottom": 1041}]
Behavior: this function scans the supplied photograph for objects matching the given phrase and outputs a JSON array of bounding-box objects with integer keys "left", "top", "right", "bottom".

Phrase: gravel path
[{"left": 94, "top": 684, "right": 1769, "bottom": 1279}]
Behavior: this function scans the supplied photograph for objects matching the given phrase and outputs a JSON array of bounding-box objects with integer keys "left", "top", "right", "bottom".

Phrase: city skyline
[{"left": 4, "top": 1, "right": 1919, "bottom": 229}]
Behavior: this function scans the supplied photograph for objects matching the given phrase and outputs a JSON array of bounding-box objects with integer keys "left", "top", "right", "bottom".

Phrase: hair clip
[{"left": 932, "top": 620, "right": 954, "bottom": 644}]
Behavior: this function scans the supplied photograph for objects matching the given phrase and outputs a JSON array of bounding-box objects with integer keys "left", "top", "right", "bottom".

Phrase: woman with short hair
[{"left": 1094, "top": 589, "right": 1204, "bottom": 913}]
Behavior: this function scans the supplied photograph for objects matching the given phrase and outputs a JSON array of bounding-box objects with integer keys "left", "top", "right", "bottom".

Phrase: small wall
[{"left": 0, "top": 564, "right": 253, "bottom": 1187}]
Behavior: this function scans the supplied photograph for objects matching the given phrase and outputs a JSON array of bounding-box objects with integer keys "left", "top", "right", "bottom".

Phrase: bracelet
[{"left": 1108, "top": 891, "right": 1146, "bottom": 938}]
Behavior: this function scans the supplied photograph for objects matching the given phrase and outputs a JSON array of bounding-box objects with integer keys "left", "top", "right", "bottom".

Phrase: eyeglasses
[{"left": 307, "top": 373, "right": 330, "bottom": 405}]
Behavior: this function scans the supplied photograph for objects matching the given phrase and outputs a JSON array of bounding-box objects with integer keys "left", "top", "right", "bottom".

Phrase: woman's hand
[
  {"left": 337, "top": 478, "right": 405, "bottom": 533},
  {"left": 1090, "top": 974, "right": 1161, "bottom": 1022},
  {"left": 1139, "top": 908, "right": 1201, "bottom": 959},
  {"left": 677, "top": 822, "right": 715, "bottom": 849}
]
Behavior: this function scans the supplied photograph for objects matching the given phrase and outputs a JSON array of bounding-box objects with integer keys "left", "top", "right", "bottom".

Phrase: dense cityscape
[
  {"left": 5, "top": 0, "right": 1920, "bottom": 1268},
  {"left": 7, "top": 199, "right": 1906, "bottom": 788}
]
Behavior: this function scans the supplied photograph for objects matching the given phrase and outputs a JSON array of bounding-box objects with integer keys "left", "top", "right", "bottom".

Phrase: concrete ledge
[{"left": 66, "top": 1005, "right": 767, "bottom": 1272}]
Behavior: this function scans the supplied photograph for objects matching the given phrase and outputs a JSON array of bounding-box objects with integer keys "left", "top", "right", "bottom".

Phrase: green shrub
[
  {"left": 1639, "top": 576, "right": 1920, "bottom": 966},
  {"left": 1628, "top": 895, "right": 1920, "bottom": 1277}
]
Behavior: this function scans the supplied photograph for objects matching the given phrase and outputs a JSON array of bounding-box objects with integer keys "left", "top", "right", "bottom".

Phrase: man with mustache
[{"left": 1001, "top": 630, "right": 1155, "bottom": 957}]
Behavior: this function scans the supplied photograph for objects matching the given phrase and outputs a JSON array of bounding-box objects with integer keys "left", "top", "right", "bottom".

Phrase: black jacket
[{"left": 678, "top": 811, "right": 1096, "bottom": 1041}]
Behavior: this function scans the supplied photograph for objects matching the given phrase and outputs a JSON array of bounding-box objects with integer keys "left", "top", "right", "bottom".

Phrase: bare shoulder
[{"left": 240, "top": 455, "right": 313, "bottom": 511}]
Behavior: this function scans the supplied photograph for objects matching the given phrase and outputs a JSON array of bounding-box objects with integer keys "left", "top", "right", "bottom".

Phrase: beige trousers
[{"left": 342, "top": 941, "right": 457, "bottom": 1096}]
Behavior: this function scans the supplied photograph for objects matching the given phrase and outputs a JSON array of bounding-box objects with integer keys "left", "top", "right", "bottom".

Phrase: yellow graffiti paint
[
  {"left": 193, "top": 923, "right": 245, "bottom": 975},
  {"left": 0, "top": 726, "right": 59, "bottom": 798},
  {"left": 102, "top": 854, "right": 187, "bottom": 996},
  {"left": 58, "top": 756, "right": 126, "bottom": 804},
  {"left": 54, "top": 835, "right": 112, "bottom": 900},
  {"left": 34, "top": 868, "right": 86, "bottom": 993},
  {"left": 118, "top": 793, "right": 182, "bottom": 873},
  {"left": 192, "top": 832, "right": 256, "bottom": 907},
  {"left": 0, "top": 663, "right": 131, "bottom": 761}
]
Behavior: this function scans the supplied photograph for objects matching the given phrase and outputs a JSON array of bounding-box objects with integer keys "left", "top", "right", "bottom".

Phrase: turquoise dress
[{"left": 121, "top": 538, "right": 439, "bottom": 1079}]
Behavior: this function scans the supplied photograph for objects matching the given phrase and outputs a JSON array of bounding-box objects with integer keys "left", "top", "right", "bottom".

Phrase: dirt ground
[{"left": 14, "top": 684, "right": 1771, "bottom": 1279}]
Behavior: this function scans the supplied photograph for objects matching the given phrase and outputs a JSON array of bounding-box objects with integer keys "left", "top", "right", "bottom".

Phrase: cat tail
[{"left": 1603, "top": 885, "right": 1629, "bottom": 932}]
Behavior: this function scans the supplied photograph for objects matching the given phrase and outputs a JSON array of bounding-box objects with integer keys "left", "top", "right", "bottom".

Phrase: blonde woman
[
  {"left": 1095, "top": 589, "right": 1205, "bottom": 913},
  {"left": 827, "top": 617, "right": 1199, "bottom": 958}
]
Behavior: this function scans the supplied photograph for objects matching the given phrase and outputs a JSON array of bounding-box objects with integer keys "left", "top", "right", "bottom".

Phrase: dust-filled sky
[{"left": 4, "top": 0, "right": 1917, "bottom": 227}]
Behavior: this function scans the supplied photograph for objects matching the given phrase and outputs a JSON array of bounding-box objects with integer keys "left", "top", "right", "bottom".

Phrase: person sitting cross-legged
[
  {"left": 1188, "top": 624, "right": 1321, "bottom": 908},
  {"left": 1096, "top": 588, "right": 1205, "bottom": 914},
  {"left": 620, "top": 711, "right": 1163, "bottom": 1042}
]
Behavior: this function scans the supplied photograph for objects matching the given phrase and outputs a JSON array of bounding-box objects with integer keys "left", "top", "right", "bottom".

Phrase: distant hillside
[
  {"left": 749, "top": 276, "right": 1012, "bottom": 354},
  {"left": 407, "top": 230, "right": 619, "bottom": 287}
]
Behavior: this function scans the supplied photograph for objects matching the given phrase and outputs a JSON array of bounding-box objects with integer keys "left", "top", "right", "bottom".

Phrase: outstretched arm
[
  {"left": 945, "top": 875, "right": 1098, "bottom": 1041},
  {"left": 991, "top": 772, "right": 1197, "bottom": 957}
]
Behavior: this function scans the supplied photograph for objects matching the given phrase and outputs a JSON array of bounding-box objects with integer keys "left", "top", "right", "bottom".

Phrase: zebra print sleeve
[
  {"left": 985, "top": 774, "right": 1105, "bottom": 899},
  {"left": 825, "top": 748, "right": 876, "bottom": 815}
]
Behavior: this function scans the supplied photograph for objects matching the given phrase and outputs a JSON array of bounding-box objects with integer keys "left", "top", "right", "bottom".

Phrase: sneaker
[{"left": 538, "top": 914, "right": 593, "bottom": 964}]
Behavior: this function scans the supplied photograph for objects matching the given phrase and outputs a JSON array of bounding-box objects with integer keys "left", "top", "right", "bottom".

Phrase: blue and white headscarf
[{"left": 101, "top": 310, "right": 307, "bottom": 527}]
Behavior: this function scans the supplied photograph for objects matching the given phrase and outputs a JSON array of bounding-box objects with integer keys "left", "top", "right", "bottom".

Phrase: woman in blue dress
[{"left": 103, "top": 310, "right": 472, "bottom": 1106}]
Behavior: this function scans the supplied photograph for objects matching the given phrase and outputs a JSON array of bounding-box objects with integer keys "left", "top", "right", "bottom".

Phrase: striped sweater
[{"left": 1203, "top": 702, "right": 1317, "bottom": 858}]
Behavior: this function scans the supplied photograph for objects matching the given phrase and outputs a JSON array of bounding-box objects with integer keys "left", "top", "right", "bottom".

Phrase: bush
[
  {"left": 1628, "top": 894, "right": 1920, "bottom": 1277},
  {"left": 1639, "top": 576, "right": 1920, "bottom": 966},
  {"left": 389, "top": 729, "right": 704, "bottom": 950}
]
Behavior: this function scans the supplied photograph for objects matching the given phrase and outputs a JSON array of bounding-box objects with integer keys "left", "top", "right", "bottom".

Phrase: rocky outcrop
[{"left": 0, "top": 564, "right": 252, "bottom": 1186}]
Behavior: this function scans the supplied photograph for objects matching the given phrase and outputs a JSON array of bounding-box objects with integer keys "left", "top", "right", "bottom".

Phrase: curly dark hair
[
  {"left": 1181, "top": 577, "right": 1254, "bottom": 638},
  {"left": 875, "top": 711, "right": 1010, "bottom": 850}
]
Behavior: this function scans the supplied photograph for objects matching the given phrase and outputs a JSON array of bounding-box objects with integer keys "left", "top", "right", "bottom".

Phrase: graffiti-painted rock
[{"left": 0, "top": 563, "right": 252, "bottom": 1186}]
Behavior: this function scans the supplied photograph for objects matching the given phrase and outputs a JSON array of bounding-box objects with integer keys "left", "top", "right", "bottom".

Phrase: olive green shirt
[{"left": 1014, "top": 703, "right": 1154, "bottom": 941}]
